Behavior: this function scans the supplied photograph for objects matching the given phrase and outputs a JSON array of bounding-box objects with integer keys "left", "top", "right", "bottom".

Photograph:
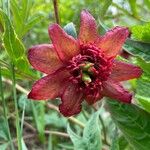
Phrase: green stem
[
  {"left": 10, "top": 63, "right": 22, "bottom": 150},
  {"left": 0, "top": 66, "right": 14, "bottom": 150},
  {"left": 20, "top": 98, "right": 26, "bottom": 134}
]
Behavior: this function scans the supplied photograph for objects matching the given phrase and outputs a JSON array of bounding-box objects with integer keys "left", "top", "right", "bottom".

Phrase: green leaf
[
  {"left": 128, "top": 0, "right": 138, "bottom": 16},
  {"left": 21, "top": 13, "right": 44, "bottom": 37},
  {"left": 0, "top": 143, "right": 9, "bottom": 150},
  {"left": 144, "top": 0, "right": 150, "bottom": 10},
  {"left": 21, "top": 138, "right": 28, "bottom": 150},
  {"left": 45, "top": 113, "right": 67, "bottom": 128},
  {"left": 21, "top": 0, "right": 33, "bottom": 22},
  {"left": 83, "top": 111, "right": 102, "bottom": 150},
  {"left": 67, "top": 124, "right": 84, "bottom": 150},
  {"left": 99, "top": 0, "right": 112, "bottom": 19},
  {"left": 10, "top": 0, "right": 23, "bottom": 31},
  {"left": 136, "top": 78, "right": 150, "bottom": 113},
  {"left": 107, "top": 100, "right": 150, "bottom": 150},
  {"left": 31, "top": 101, "right": 45, "bottom": 142},
  {"left": 18, "top": 95, "right": 32, "bottom": 113},
  {"left": 131, "top": 23, "right": 150, "bottom": 42},
  {"left": 0, "top": 117, "right": 9, "bottom": 141},
  {"left": 58, "top": 143, "right": 74, "bottom": 150},
  {"left": 110, "top": 128, "right": 119, "bottom": 150},
  {"left": 137, "top": 58, "right": 150, "bottom": 75},
  {"left": 67, "top": 111, "right": 102, "bottom": 150},
  {"left": 10, "top": 0, "right": 43, "bottom": 37},
  {"left": 64, "top": 22, "right": 77, "bottom": 38},
  {"left": 135, "top": 58, "right": 150, "bottom": 113},
  {"left": 0, "top": 9, "right": 25, "bottom": 60},
  {"left": 118, "top": 135, "right": 129, "bottom": 150},
  {"left": 0, "top": 9, "right": 38, "bottom": 79},
  {"left": 124, "top": 39, "right": 150, "bottom": 62}
]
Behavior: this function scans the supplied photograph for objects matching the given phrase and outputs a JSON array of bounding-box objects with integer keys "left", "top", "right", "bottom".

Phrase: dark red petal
[
  {"left": 28, "top": 69, "right": 70, "bottom": 100},
  {"left": 85, "top": 90, "right": 103, "bottom": 105},
  {"left": 96, "top": 27, "right": 129, "bottom": 57},
  {"left": 48, "top": 24, "right": 79, "bottom": 62},
  {"left": 79, "top": 10, "right": 98, "bottom": 44},
  {"left": 102, "top": 80, "right": 132, "bottom": 103},
  {"left": 59, "top": 84, "right": 83, "bottom": 117},
  {"left": 109, "top": 61, "right": 143, "bottom": 81},
  {"left": 28, "top": 44, "right": 64, "bottom": 74}
]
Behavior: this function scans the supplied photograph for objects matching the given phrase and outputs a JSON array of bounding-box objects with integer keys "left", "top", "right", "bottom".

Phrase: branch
[{"left": 52, "top": 0, "right": 60, "bottom": 24}]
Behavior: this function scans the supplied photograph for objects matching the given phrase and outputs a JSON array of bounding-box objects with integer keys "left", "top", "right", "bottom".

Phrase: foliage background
[{"left": 0, "top": 0, "right": 150, "bottom": 150}]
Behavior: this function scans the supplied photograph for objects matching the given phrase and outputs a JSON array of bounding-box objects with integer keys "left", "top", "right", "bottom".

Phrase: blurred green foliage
[{"left": 0, "top": 0, "right": 150, "bottom": 150}]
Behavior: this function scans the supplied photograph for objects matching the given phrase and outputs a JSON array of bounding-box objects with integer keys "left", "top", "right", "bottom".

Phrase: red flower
[{"left": 28, "top": 10, "right": 142, "bottom": 117}]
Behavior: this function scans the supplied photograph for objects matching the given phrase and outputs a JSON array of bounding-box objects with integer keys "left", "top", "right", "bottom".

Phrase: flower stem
[
  {"left": 52, "top": 0, "right": 60, "bottom": 24},
  {"left": 10, "top": 63, "right": 22, "bottom": 150},
  {"left": 0, "top": 66, "right": 14, "bottom": 150}
]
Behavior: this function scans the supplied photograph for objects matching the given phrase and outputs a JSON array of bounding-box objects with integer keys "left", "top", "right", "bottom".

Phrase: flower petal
[
  {"left": 109, "top": 61, "right": 143, "bottom": 81},
  {"left": 59, "top": 84, "right": 83, "bottom": 117},
  {"left": 96, "top": 27, "right": 129, "bottom": 57},
  {"left": 79, "top": 10, "right": 98, "bottom": 44},
  {"left": 28, "top": 44, "right": 64, "bottom": 74},
  {"left": 102, "top": 80, "right": 132, "bottom": 103},
  {"left": 49, "top": 24, "right": 79, "bottom": 62},
  {"left": 28, "top": 69, "right": 70, "bottom": 100},
  {"left": 85, "top": 90, "right": 103, "bottom": 105}
]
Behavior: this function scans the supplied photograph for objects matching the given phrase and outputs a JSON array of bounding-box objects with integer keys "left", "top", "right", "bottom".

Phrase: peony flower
[{"left": 28, "top": 10, "right": 142, "bottom": 117}]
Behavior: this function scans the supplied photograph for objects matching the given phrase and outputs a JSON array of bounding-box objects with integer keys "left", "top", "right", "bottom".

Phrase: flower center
[{"left": 67, "top": 44, "right": 113, "bottom": 92}]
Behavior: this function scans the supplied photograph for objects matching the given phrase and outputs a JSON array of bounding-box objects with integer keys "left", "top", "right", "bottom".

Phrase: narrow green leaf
[
  {"left": 128, "top": 0, "right": 138, "bottom": 16},
  {"left": 0, "top": 9, "right": 25, "bottom": 60},
  {"left": 64, "top": 22, "right": 77, "bottom": 38},
  {"left": 100, "top": 0, "right": 112, "bottom": 19},
  {"left": 22, "top": 13, "right": 44, "bottom": 37},
  {"left": 0, "top": 9, "right": 38, "bottom": 79},
  {"left": 21, "top": 0, "right": 33, "bottom": 22},
  {"left": 0, "top": 66, "right": 14, "bottom": 149},
  {"left": 21, "top": 138, "right": 28, "bottom": 150},
  {"left": 107, "top": 100, "right": 150, "bottom": 150},
  {"left": 10, "top": 0, "right": 23, "bottom": 32}
]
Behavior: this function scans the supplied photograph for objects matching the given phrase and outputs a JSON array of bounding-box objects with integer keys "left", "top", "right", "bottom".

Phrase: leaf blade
[{"left": 107, "top": 100, "right": 150, "bottom": 150}]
